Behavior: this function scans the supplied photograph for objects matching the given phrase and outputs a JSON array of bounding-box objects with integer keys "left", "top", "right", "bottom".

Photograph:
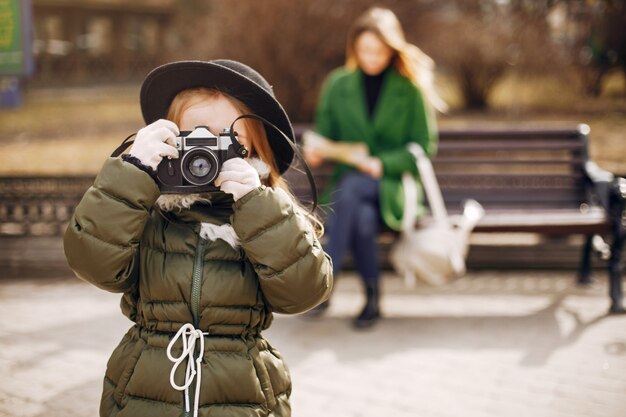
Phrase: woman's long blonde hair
[
  {"left": 346, "top": 7, "right": 447, "bottom": 112},
  {"left": 167, "top": 87, "right": 323, "bottom": 234}
]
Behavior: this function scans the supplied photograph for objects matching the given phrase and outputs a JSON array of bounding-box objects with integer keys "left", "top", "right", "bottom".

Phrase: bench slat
[
  {"left": 434, "top": 157, "right": 585, "bottom": 165},
  {"left": 448, "top": 208, "right": 610, "bottom": 234},
  {"left": 441, "top": 190, "right": 586, "bottom": 204},
  {"left": 437, "top": 140, "right": 584, "bottom": 151},
  {"left": 439, "top": 127, "right": 585, "bottom": 138},
  {"left": 437, "top": 173, "right": 583, "bottom": 182}
]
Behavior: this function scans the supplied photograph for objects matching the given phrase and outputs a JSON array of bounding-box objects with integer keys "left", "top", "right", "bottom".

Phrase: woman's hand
[
  {"left": 357, "top": 156, "right": 383, "bottom": 179},
  {"left": 303, "top": 147, "right": 324, "bottom": 168},
  {"left": 215, "top": 158, "right": 262, "bottom": 201},
  {"left": 129, "top": 119, "right": 179, "bottom": 170}
]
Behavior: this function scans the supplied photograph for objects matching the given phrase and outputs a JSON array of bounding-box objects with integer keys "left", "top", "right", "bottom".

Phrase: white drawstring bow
[{"left": 166, "top": 323, "right": 209, "bottom": 417}]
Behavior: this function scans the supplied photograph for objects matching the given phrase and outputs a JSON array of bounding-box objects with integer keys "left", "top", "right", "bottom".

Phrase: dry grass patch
[{"left": 1, "top": 76, "right": 624, "bottom": 176}]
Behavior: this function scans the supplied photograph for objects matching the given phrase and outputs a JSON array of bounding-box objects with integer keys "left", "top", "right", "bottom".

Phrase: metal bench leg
[
  {"left": 578, "top": 235, "right": 593, "bottom": 285},
  {"left": 608, "top": 233, "right": 624, "bottom": 314},
  {"left": 608, "top": 178, "right": 625, "bottom": 314}
]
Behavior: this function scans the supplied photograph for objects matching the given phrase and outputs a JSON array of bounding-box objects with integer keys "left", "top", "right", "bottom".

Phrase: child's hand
[
  {"left": 215, "top": 158, "right": 262, "bottom": 201},
  {"left": 129, "top": 119, "right": 180, "bottom": 170}
]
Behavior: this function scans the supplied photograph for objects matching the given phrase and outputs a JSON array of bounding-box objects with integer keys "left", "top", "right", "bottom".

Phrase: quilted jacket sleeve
[
  {"left": 231, "top": 186, "right": 333, "bottom": 314},
  {"left": 63, "top": 157, "right": 160, "bottom": 293}
]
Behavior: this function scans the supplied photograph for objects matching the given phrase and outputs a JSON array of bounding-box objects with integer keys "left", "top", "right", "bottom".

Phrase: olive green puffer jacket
[{"left": 63, "top": 157, "right": 333, "bottom": 417}]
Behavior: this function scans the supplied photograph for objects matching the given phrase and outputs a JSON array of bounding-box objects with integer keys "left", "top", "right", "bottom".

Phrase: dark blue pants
[{"left": 326, "top": 173, "right": 380, "bottom": 285}]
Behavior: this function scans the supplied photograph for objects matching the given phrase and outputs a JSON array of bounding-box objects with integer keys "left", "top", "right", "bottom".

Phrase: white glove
[
  {"left": 129, "top": 119, "right": 179, "bottom": 170},
  {"left": 214, "top": 158, "right": 262, "bottom": 201}
]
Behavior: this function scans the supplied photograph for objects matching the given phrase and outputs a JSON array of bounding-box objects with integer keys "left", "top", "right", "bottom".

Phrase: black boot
[{"left": 352, "top": 282, "right": 380, "bottom": 329}]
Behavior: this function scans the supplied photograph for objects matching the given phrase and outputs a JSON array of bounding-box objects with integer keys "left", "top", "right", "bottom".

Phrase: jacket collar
[
  {"left": 345, "top": 67, "right": 405, "bottom": 131},
  {"left": 160, "top": 191, "right": 234, "bottom": 226}
]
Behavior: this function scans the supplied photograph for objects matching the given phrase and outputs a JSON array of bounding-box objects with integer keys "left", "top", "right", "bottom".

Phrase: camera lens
[
  {"left": 189, "top": 156, "right": 211, "bottom": 177},
  {"left": 181, "top": 148, "right": 220, "bottom": 186}
]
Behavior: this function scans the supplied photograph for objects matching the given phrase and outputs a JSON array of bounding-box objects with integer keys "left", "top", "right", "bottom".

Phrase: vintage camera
[{"left": 156, "top": 126, "right": 247, "bottom": 194}]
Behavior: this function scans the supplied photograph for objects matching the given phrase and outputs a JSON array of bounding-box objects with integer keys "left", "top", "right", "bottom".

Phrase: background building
[{"left": 32, "top": 0, "right": 175, "bottom": 83}]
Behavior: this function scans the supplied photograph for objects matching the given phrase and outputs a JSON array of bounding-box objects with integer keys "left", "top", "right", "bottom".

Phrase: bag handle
[
  {"left": 405, "top": 143, "right": 450, "bottom": 228},
  {"left": 400, "top": 171, "right": 418, "bottom": 233}
]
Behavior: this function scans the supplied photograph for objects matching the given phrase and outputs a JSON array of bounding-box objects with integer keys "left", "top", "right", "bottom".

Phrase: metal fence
[
  {"left": 0, "top": 176, "right": 93, "bottom": 236},
  {"left": 0, "top": 174, "right": 619, "bottom": 278}
]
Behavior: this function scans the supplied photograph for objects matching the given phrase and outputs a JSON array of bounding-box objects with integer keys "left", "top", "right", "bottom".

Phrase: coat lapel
[
  {"left": 342, "top": 70, "right": 371, "bottom": 142},
  {"left": 337, "top": 69, "right": 411, "bottom": 149},
  {"left": 373, "top": 70, "right": 408, "bottom": 133}
]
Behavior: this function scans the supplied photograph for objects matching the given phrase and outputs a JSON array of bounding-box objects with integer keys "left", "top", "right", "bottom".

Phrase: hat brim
[{"left": 140, "top": 61, "right": 294, "bottom": 174}]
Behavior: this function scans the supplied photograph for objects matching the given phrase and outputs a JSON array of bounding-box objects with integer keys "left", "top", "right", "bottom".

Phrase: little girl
[{"left": 64, "top": 60, "right": 333, "bottom": 417}]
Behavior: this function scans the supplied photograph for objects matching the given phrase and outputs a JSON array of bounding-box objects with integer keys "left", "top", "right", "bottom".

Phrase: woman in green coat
[
  {"left": 306, "top": 7, "right": 444, "bottom": 328},
  {"left": 64, "top": 60, "right": 332, "bottom": 417}
]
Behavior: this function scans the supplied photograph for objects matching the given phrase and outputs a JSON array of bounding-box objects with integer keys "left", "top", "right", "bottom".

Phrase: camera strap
[
  {"left": 110, "top": 133, "right": 136, "bottom": 158},
  {"left": 229, "top": 114, "right": 318, "bottom": 212},
  {"left": 110, "top": 116, "right": 318, "bottom": 212}
]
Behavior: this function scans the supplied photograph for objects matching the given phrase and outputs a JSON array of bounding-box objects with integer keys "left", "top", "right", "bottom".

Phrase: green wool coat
[
  {"left": 63, "top": 157, "right": 333, "bottom": 417},
  {"left": 314, "top": 67, "right": 438, "bottom": 230}
]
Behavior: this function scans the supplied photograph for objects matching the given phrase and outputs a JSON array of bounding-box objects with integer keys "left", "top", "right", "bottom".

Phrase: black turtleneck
[{"left": 362, "top": 66, "right": 390, "bottom": 118}]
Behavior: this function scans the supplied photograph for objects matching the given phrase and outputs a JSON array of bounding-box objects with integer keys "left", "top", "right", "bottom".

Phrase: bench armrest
[
  {"left": 613, "top": 177, "right": 626, "bottom": 200},
  {"left": 583, "top": 161, "right": 614, "bottom": 210},
  {"left": 610, "top": 177, "right": 626, "bottom": 227}
]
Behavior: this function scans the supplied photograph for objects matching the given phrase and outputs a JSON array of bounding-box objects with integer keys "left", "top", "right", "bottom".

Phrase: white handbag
[{"left": 389, "top": 143, "right": 485, "bottom": 287}]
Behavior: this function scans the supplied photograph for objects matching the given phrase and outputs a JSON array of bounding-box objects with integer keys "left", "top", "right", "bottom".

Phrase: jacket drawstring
[{"left": 166, "top": 323, "right": 209, "bottom": 417}]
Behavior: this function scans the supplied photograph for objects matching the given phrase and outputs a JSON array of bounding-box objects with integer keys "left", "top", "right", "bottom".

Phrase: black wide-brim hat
[{"left": 140, "top": 60, "right": 295, "bottom": 174}]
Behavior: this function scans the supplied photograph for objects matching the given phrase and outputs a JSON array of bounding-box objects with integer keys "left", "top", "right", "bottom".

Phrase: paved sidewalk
[{"left": 1, "top": 271, "right": 625, "bottom": 417}]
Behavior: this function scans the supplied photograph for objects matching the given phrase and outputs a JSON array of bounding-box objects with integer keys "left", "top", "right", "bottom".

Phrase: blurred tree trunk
[
  {"left": 169, "top": 0, "right": 571, "bottom": 115},
  {"left": 418, "top": 0, "right": 562, "bottom": 110},
  {"left": 574, "top": 0, "right": 626, "bottom": 97},
  {"left": 457, "top": 62, "right": 506, "bottom": 109},
  {"left": 170, "top": 0, "right": 354, "bottom": 121}
]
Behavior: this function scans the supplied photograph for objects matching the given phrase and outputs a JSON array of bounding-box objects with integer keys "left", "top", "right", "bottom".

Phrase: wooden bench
[{"left": 286, "top": 123, "right": 626, "bottom": 313}]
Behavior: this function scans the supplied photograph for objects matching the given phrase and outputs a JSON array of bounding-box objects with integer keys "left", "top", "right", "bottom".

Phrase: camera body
[{"left": 156, "top": 126, "right": 245, "bottom": 194}]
